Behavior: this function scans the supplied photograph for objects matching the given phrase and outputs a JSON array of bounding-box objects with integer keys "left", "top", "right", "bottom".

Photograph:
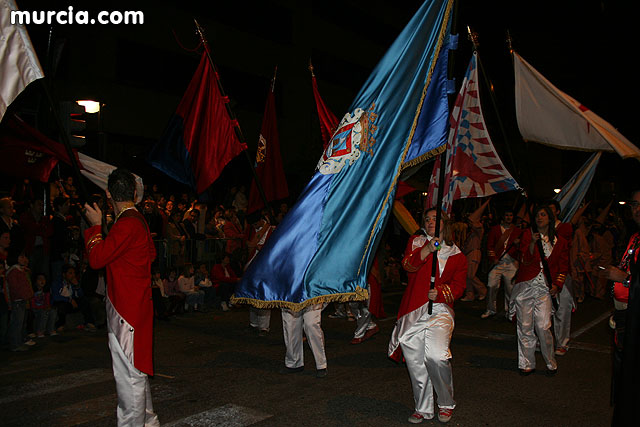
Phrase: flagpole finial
[
  {"left": 271, "top": 66, "right": 278, "bottom": 92},
  {"left": 309, "top": 59, "right": 315, "bottom": 77},
  {"left": 194, "top": 19, "right": 209, "bottom": 47},
  {"left": 467, "top": 26, "right": 479, "bottom": 49}
]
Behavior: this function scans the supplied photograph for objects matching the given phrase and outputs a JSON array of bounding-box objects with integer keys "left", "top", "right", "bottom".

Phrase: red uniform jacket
[
  {"left": 211, "top": 263, "right": 239, "bottom": 288},
  {"left": 84, "top": 209, "right": 156, "bottom": 375},
  {"left": 487, "top": 224, "right": 522, "bottom": 264},
  {"left": 399, "top": 235, "right": 467, "bottom": 313},
  {"left": 514, "top": 229, "right": 569, "bottom": 290}
]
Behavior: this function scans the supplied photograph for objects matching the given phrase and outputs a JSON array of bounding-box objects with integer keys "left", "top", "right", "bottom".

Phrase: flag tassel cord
[
  {"left": 193, "top": 19, "right": 273, "bottom": 217},
  {"left": 467, "top": 26, "right": 522, "bottom": 190}
]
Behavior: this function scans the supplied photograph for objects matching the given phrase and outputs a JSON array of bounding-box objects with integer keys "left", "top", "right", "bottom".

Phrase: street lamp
[{"left": 76, "top": 100, "right": 100, "bottom": 113}]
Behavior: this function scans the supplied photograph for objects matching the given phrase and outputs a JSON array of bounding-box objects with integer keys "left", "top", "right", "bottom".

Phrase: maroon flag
[
  {"left": 147, "top": 50, "right": 248, "bottom": 194},
  {"left": 247, "top": 79, "right": 289, "bottom": 214},
  {"left": 0, "top": 114, "right": 76, "bottom": 182},
  {"left": 310, "top": 65, "right": 339, "bottom": 148}
]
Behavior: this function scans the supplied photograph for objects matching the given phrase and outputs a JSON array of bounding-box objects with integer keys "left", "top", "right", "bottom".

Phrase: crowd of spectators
[
  {"left": 1, "top": 173, "right": 631, "bottom": 356},
  {"left": 0, "top": 176, "right": 287, "bottom": 352}
]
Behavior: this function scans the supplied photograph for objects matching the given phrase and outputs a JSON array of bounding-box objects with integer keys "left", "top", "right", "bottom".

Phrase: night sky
[{"left": 9, "top": 0, "right": 638, "bottom": 203}]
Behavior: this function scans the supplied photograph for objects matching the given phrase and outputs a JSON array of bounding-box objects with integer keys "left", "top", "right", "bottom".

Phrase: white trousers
[
  {"left": 249, "top": 307, "right": 271, "bottom": 331},
  {"left": 553, "top": 276, "right": 573, "bottom": 350},
  {"left": 108, "top": 332, "right": 160, "bottom": 427},
  {"left": 513, "top": 277, "right": 557, "bottom": 370},
  {"left": 281, "top": 305, "right": 327, "bottom": 370},
  {"left": 486, "top": 256, "right": 518, "bottom": 314},
  {"left": 399, "top": 304, "right": 455, "bottom": 418}
]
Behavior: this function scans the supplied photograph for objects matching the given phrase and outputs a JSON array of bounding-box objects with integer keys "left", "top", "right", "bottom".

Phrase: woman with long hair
[
  {"left": 388, "top": 208, "right": 467, "bottom": 424},
  {"left": 509, "top": 205, "right": 569, "bottom": 376}
]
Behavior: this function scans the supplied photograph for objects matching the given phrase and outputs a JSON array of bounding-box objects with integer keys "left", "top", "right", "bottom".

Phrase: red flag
[
  {"left": 0, "top": 114, "right": 77, "bottom": 182},
  {"left": 310, "top": 70, "right": 339, "bottom": 148},
  {"left": 147, "top": 50, "right": 248, "bottom": 194},
  {"left": 247, "top": 84, "right": 289, "bottom": 214}
]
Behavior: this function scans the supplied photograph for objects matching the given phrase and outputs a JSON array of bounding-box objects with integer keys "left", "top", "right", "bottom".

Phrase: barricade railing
[{"left": 152, "top": 237, "right": 244, "bottom": 273}]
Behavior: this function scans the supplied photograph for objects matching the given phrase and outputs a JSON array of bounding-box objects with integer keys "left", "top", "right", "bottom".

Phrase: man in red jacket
[
  {"left": 548, "top": 200, "right": 574, "bottom": 356},
  {"left": 482, "top": 209, "right": 522, "bottom": 319},
  {"left": 84, "top": 169, "right": 159, "bottom": 427}
]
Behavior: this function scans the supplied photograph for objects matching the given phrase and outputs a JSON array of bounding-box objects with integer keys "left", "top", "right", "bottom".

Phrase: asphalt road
[{"left": 0, "top": 287, "right": 615, "bottom": 426}]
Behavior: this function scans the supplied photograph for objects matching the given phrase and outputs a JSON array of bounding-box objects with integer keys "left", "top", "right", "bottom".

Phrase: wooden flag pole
[
  {"left": 428, "top": 0, "right": 459, "bottom": 315},
  {"left": 193, "top": 20, "right": 272, "bottom": 217},
  {"left": 467, "top": 26, "right": 521, "bottom": 184}
]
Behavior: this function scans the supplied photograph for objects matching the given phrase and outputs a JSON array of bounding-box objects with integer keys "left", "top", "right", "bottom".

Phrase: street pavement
[{"left": 0, "top": 286, "right": 615, "bottom": 426}]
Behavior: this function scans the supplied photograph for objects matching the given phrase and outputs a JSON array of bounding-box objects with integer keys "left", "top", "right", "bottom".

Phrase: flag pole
[
  {"left": 467, "top": 26, "right": 521, "bottom": 184},
  {"left": 193, "top": 20, "right": 272, "bottom": 217},
  {"left": 505, "top": 30, "right": 535, "bottom": 196},
  {"left": 428, "top": 0, "right": 459, "bottom": 315},
  {"left": 39, "top": 81, "right": 89, "bottom": 203}
]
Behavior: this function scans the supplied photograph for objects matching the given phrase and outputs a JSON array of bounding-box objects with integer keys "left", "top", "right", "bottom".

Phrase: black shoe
[
  {"left": 279, "top": 366, "right": 304, "bottom": 375},
  {"left": 546, "top": 368, "right": 557, "bottom": 377},
  {"left": 519, "top": 369, "right": 535, "bottom": 376},
  {"left": 316, "top": 368, "right": 328, "bottom": 378}
]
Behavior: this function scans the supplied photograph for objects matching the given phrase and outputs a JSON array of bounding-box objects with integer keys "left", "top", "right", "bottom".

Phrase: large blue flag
[{"left": 232, "top": 0, "right": 454, "bottom": 310}]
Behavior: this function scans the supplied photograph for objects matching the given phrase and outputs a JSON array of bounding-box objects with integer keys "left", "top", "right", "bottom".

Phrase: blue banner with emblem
[{"left": 232, "top": 0, "right": 454, "bottom": 310}]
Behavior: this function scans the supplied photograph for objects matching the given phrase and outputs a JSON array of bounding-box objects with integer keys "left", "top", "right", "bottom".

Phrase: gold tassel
[{"left": 230, "top": 287, "right": 369, "bottom": 312}]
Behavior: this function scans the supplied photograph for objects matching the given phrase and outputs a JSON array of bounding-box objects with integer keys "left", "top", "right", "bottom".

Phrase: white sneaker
[{"left": 24, "top": 339, "right": 36, "bottom": 346}]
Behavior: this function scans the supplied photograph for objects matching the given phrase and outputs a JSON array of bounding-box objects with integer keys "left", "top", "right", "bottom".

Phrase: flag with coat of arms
[{"left": 232, "top": 0, "right": 454, "bottom": 311}]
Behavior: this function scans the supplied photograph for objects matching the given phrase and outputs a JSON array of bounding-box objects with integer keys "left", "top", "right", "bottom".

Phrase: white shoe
[
  {"left": 24, "top": 339, "right": 36, "bottom": 346},
  {"left": 480, "top": 311, "right": 495, "bottom": 319}
]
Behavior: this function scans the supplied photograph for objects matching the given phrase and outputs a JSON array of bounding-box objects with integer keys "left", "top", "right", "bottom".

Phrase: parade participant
[
  {"left": 388, "top": 208, "right": 466, "bottom": 424},
  {"left": 589, "top": 202, "right": 614, "bottom": 299},
  {"left": 547, "top": 200, "right": 574, "bottom": 356},
  {"left": 280, "top": 303, "right": 328, "bottom": 378},
  {"left": 599, "top": 190, "right": 640, "bottom": 422},
  {"left": 349, "top": 254, "right": 384, "bottom": 344},
  {"left": 509, "top": 205, "right": 568, "bottom": 376},
  {"left": 246, "top": 215, "right": 275, "bottom": 336},
  {"left": 460, "top": 200, "right": 490, "bottom": 301},
  {"left": 83, "top": 169, "right": 160, "bottom": 427},
  {"left": 482, "top": 209, "right": 522, "bottom": 319}
]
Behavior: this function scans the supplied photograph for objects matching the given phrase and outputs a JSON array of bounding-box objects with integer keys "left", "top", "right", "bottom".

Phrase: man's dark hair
[
  {"left": 62, "top": 264, "right": 75, "bottom": 275},
  {"left": 546, "top": 199, "right": 561, "bottom": 214},
  {"left": 108, "top": 169, "right": 136, "bottom": 202},
  {"left": 52, "top": 196, "right": 69, "bottom": 211}
]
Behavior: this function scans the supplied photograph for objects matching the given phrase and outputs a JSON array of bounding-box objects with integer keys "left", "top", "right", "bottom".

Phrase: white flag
[
  {"left": 514, "top": 52, "right": 639, "bottom": 160},
  {"left": 78, "top": 153, "right": 144, "bottom": 204},
  {"left": 0, "top": 0, "right": 44, "bottom": 122}
]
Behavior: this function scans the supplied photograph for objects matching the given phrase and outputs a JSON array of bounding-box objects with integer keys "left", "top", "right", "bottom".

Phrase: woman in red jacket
[
  {"left": 388, "top": 208, "right": 467, "bottom": 424},
  {"left": 510, "top": 205, "right": 568, "bottom": 376}
]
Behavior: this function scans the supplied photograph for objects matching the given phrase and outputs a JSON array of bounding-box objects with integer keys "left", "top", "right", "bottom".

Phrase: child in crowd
[
  {"left": 151, "top": 269, "right": 169, "bottom": 320},
  {"left": 195, "top": 262, "right": 215, "bottom": 311},
  {"left": 163, "top": 268, "right": 185, "bottom": 315},
  {"left": 178, "top": 264, "right": 204, "bottom": 312},
  {"left": 6, "top": 253, "right": 35, "bottom": 351},
  {"left": 31, "top": 273, "right": 57, "bottom": 337}
]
